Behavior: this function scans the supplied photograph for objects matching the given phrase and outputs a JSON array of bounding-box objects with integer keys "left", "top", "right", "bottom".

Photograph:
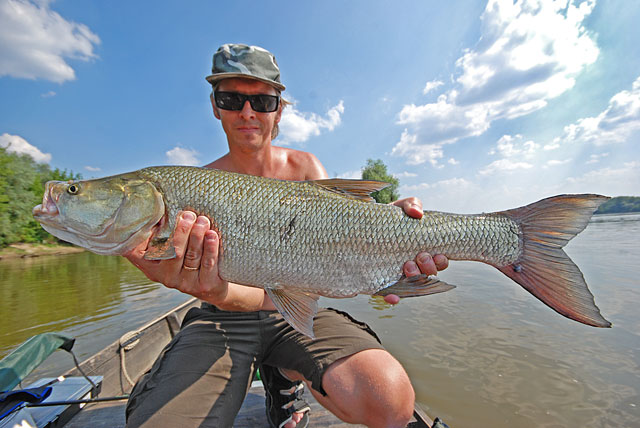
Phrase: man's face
[{"left": 212, "top": 78, "right": 282, "bottom": 150}]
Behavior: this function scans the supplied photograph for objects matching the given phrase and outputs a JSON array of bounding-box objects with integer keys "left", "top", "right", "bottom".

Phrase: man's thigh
[
  {"left": 262, "top": 307, "right": 385, "bottom": 396},
  {"left": 125, "top": 307, "right": 261, "bottom": 428}
]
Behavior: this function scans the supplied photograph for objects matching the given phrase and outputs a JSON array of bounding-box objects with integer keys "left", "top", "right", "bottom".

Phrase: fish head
[{"left": 33, "top": 173, "right": 165, "bottom": 255}]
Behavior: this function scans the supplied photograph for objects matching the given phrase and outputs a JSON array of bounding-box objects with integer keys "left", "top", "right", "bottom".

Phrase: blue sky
[{"left": 1, "top": 0, "right": 638, "bottom": 213}]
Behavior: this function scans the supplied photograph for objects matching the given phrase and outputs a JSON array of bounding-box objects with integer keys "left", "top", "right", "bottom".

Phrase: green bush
[{"left": 0, "top": 147, "right": 80, "bottom": 247}]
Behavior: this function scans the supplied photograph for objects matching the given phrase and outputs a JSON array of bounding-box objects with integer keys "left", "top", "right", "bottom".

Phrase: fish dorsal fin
[
  {"left": 374, "top": 274, "right": 456, "bottom": 298},
  {"left": 265, "top": 288, "right": 319, "bottom": 338},
  {"left": 310, "top": 179, "right": 390, "bottom": 202}
]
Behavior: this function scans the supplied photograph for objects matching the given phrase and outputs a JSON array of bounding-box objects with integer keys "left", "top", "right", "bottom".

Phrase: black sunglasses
[{"left": 214, "top": 91, "right": 280, "bottom": 113}]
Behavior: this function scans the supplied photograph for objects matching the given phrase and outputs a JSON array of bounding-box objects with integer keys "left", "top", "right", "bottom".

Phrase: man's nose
[{"left": 239, "top": 100, "right": 255, "bottom": 119}]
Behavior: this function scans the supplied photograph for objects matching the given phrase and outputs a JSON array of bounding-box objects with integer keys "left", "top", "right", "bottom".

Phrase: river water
[{"left": 1, "top": 214, "right": 638, "bottom": 427}]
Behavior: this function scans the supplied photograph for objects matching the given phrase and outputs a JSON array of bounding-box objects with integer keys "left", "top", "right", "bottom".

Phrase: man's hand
[
  {"left": 124, "top": 211, "right": 229, "bottom": 303},
  {"left": 387, "top": 197, "right": 450, "bottom": 305}
]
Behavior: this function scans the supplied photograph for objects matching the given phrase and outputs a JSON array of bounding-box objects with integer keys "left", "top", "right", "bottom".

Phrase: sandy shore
[{"left": 0, "top": 243, "right": 85, "bottom": 260}]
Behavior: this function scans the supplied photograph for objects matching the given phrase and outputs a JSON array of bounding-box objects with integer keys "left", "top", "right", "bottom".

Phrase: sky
[{"left": 1, "top": 0, "right": 638, "bottom": 213}]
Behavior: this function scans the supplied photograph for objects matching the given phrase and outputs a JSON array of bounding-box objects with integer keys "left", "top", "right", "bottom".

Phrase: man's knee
[
  {"left": 322, "top": 349, "right": 415, "bottom": 427},
  {"left": 363, "top": 365, "right": 415, "bottom": 427}
]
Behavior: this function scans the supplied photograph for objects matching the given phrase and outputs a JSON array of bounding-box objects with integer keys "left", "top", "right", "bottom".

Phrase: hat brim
[{"left": 205, "top": 72, "right": 285, "bottom": 91}]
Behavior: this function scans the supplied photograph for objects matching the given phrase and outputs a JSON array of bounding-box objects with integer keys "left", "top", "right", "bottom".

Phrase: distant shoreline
[
  {"left": 0, "top": 243, "right": 85, "bottom": 260},
  {"left": 1, "top": 209, "right": 637, "bottom": 260}
]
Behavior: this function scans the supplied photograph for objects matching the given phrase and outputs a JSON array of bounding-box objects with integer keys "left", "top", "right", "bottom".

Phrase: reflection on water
[
  {"left": 324, "top": 213, "right": 640, "bottom": 427},
  {"left": 1, "top": 214, "right": 638, "bottom": 427},
  {"left": 0, "top": 251, "right": 189, "bottom": 377}
]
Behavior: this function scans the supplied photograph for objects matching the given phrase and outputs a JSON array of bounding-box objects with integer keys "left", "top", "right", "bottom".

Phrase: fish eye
[{"left": 67, "top": 184, "right": 80, "bottom": 194}]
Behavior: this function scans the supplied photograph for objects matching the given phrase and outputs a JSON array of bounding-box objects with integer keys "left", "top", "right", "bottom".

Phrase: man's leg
[
  {"left": 283, "top": 349, "right": 415, "bottom": 428},
  {"left": 126, "top": 306, "right": 260, "bottom": 428},
  {"left": 263, "top": 308, "right": 415, "bottom": 428}
]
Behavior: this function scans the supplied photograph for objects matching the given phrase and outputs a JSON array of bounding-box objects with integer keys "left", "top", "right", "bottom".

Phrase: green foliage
[
  {"left": 595, "top": 196, "right": 640, "bottom": 214},
  {"left": 361, "top": 159, "right": 399, "bottom": 204},
  {"left": 0, "top": 147, "right": 81, "bottom": 247}
]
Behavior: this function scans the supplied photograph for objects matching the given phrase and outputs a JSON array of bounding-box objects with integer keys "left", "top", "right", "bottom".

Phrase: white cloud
[
  {"left": 554, "top": 75, "right": 640, "bottom": 146},
  {"left": 84, "top": 165, "right": 101, "bottom": 172},
  {"left": 394, "top": 171, "right": 418, "bottom": 178},
  {"left": 0, "top": 0, "right": 100, "bottom": 83},
  {"left": 489, "top": 134, "right": 539, "bottom": 158},
  {"left": 423, "top": 80, "right": 444, "bottom": 94},
  {"left": 586, "top": 152, "right": 609, "bottom": 165},
  {"left": 479, "top": 158, "right": 533, "bottom": 176},
  {"left": 564, "top": 162, "right": 640, "bottom": 196},
  {"left": 166, "top": 146, "right": 200, "bottom": 166},
  {"left": 393, "top": 0, "right": 598, "bottom": 164},
  {"left": 279, "top": 101, "right": 345, "bottom": 145},
  {"left": 391, "top": 129, "right": 444, "bottom": 166},
  {"left": 337, "top": 170, "right": 361, "bottom": 179},
  {"left": 0, "top": 132, "right": 51, "bottom": 163},
  {"left": 448, "top": 158, "right": 459, "bottom": 165},
  {"left": 545, "top": 158, "right": 572, "bottom": 167},
  {"left": 41, "top": 90, "right": 56, "bottom": 98}
]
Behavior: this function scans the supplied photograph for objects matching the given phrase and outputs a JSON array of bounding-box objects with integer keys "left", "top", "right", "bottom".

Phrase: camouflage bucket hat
[{"left": 205, "top": 43, "right": 285, "bottom": 91}]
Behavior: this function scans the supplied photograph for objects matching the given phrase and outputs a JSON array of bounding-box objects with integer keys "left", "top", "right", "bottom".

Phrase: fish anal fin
[
  {"left": 266, "top": 288, "right": 319, "bottom": 338},
  {"left": 374, "top": 274, "right": 456, "bottom": 298},
  {"left": 310, "top": 178, "right": 390, "bottom": 202}
]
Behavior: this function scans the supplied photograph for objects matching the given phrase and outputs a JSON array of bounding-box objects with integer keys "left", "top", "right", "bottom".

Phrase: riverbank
[{"left": 0, "top": 243, "right": 85, "bottom": 260}]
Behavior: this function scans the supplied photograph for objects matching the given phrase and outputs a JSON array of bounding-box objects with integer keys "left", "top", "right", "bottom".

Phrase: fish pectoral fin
[
  {"left": 374, "top": 275, "right": 456, "bottom": 298},
  {"left": 143, "top": 212, "right": 177, "bottom": 260},
  {"left": 266, "top": 288, "right": 319, "bottom": 339},
  {"left": 143, "top": 237, "right": 176, "bottom": 260},
  {"left": 310, "top": 178, "right": 390, "bottom": 202}
]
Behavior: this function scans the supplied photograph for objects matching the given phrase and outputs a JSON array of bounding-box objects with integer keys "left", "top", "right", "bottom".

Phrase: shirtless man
[{"left": 124, "top": 44, "right": 449, "bottom": 428}]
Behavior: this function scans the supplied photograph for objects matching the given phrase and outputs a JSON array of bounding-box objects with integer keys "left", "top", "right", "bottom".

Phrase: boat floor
[
  {"left": 65, "top": 381, "right": 429, "bottom": 427},
  {"left": 64, "top": 381, "right": 361, "bottom": 427}
]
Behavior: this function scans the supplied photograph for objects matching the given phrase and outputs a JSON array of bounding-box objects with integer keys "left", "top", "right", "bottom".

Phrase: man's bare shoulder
[
  {"left": 274, "top": 146, "right": 328, "bottom": 180},
  {"left": 203, "top": 155, "right": 231, "bottom": 170}
]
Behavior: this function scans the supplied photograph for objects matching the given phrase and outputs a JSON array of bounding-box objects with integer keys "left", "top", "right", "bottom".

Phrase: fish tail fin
[{"left": 496, "top": 194, "right": 611, "bottom": 328}]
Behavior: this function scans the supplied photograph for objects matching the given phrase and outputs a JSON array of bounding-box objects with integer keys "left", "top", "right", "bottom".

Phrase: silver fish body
[{"left": 34, "top": 166, "right": 611, "bottom": 337}]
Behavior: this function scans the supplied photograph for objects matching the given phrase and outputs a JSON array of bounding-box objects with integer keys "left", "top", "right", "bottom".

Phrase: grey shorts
[{"left": 125, "top": 304, "right": 384, "bottom": 428}]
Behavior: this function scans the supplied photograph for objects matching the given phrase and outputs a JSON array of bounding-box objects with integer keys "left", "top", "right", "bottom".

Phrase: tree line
[
  {"left": 0, "top": 150, "right": 636, "bottom": 248},
  {"left": 0, "top": 147, "right": 80, "bottom": 247},
  {"left": 595, "top": 196, "right": 640, "bottom": 214}
]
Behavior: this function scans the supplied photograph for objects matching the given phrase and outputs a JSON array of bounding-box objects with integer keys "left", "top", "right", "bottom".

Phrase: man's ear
[
  {"left": 210, "top": 93, "right": 221, "bottom": 120},
  {"left": 274, "top": 104, "right": 283, "bottom": 124}
]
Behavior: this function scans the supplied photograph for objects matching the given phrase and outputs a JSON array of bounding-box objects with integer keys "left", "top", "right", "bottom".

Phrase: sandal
[{"left": 260, "top": 364, "right": 311, "bottom": 428}]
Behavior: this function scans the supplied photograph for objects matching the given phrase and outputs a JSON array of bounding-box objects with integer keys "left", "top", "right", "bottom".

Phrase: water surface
[{"left": 1, "top": 214, "right": 638, "bottom": 427}]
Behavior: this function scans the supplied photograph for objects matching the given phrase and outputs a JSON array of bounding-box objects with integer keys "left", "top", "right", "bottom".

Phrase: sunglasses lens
[
  {"left": 215, "top": 92, "right": 279, "bottom": 112},
  {"left": 215, "top": 92, "right": 244, "bottom": 110},
  {"left": 251, "top": 95, "right": 279, "bottom": 112}
]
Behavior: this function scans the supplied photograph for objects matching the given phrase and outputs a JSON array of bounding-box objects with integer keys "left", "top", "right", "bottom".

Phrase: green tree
[
  {"left": 0, "top": 147, "right": 80, "bottom": 246},
  {"left": 361, "top": 159, "right": 399, "bottom": 204},
  {"left": 595, "top": 196, "right": 640, "bottom": 214}
]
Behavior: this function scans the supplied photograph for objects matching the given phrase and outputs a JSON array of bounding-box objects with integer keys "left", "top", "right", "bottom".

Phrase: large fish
[{"left": 33, "top": 166, "right": 611, "bottom": 337}]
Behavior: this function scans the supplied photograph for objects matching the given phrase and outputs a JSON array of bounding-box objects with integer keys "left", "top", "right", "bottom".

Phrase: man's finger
[
  {"left": 403, "top": 260, "right": 420, "bottom": 277},
  {"left": 183, "top": 216, "right": 210, "bottom": 271},
  {"left": 433, "top": 254, "right": 449, "bottom": 271},
  {"left": 383, "top": 294, "right": 400, "bottom": 305},
  {"left": 200, "top": 229, "right": 220, "bottom": 276},
  {"left": 415, "top": 252, "right": 437, "bottom": 276}
]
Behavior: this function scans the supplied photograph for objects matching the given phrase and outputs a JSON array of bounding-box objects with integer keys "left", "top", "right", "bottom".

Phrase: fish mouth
[{"left": 33, "top": 182, "right": 60, "bottom": 220}]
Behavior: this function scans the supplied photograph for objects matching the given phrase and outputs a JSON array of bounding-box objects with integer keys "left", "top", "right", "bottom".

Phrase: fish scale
[
  {"left": 139, "top": 167, "right": 522, "bottom": 296},
  {"left": 34, "top": 165, "right": 611, "bottom": 337}
]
